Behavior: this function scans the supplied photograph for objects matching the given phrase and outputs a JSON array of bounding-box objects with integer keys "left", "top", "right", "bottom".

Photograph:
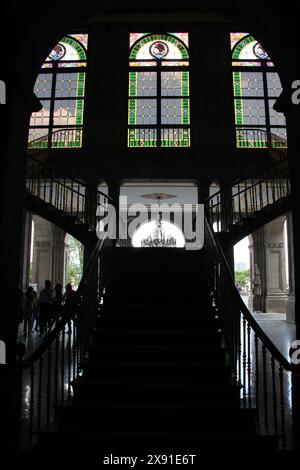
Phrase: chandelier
[{"left": 141, "top": 216, "right": 177, "bottom": 248}]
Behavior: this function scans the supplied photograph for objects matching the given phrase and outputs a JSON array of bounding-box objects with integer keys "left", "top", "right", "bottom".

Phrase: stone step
[
  {"left": 80, "top": 360, "right": 232, "bottom": 382},
  {"left": 87, "top": 344, "right": 226, "bottom": 363},
  {"left": 72, "top": 379, "right": 241, "bottom": 406},
  {"left": 92, "top": 328, "right": 223, "bottom": 347}
]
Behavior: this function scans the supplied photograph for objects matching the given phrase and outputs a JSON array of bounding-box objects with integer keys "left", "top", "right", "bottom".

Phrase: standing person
[
  {"left": 38, "top": 280, "right": 54, "bottom": 337},
  {"left": 53, "top": 283, "right": 63, "bottom": 324},
  {"left": 63, "top": 283, "right": 77, "bottom": 333},
  {"left": 24, "top": 286, "right": 34, "bottom": 337},
  {"left": 32, "top": 290, "right": 40, "bottom": 333},
  {"left": 17, "top": 288, "right": 26, "bottom": 338}
]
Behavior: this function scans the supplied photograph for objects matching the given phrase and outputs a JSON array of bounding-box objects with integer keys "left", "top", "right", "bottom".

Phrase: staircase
[
  {"left": 36, "top": 247, "right": 278, "bottom": 451},
  {"left": 25, "top": 154, "right": 109, "bottom": 245},
  {"left": 206, "top": 154, "right": 291, "bottom": 246}
]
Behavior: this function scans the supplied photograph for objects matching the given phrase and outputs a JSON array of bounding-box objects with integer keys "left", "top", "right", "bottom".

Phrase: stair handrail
[
  {"left": 26, "top": 153, "right": 113, "bottom": 205},
  {"left": 205, "top": 214, "right": 293, "bottom": 371},
  {"left": 21, "top": 235, "right": 109, "bottom": 368},
  {"left": 205, "top": 152, "right": 290, "bottom": 231},
  {"left": 16, "top": 201, "right": 115, "bottom": 448},
  {"left": 205, "top": 153, "right": 288, "bottom": 205},
  {"left": 205, "top": 212, "right": 298, "bottom": 449},
  {"left": 28, "top": 128, "right": 82, "bottom": 149},
  {"left": 236, "top": 128, "right": 287, "bottom": 149},
  {"left": 26, "top": 153, "right": 115, "bottom": 234}
]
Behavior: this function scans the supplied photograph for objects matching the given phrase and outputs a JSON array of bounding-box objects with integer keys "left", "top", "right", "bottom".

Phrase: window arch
[
  {"left": 28, "top": 33, "right": 88, "bottom": 148},
  {"left": 128, "top": 33, "right": 190, "bottom": 148},
  {"left": 230, "top": 33, "right": 287, "bottom": 148}
]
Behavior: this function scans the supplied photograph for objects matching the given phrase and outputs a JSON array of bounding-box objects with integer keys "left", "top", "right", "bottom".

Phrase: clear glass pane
[
  {"left": 131, "top": 99, "right": 157, "bottom": 125},
  {"left": 53, "top": 99, "right": 84, "bottom": 126},
  {"left": 161, "top": 98, "right": 189, "bottom": 125},
  {"left": 235, "top": 99, "right": 266, "bottom": 126},
  {"left": 161, "top": 71, "right": 189, "bottom": 97},
  {"left": 34, "top": 74, "right": 53, "bottom": 98},
  {"left": 233, "top": 71, "right": 264, "bottom": 97},
  {"left": 269, "top": 99, "right": 286, "bottom": 126},
  {"left": 55, "top": 72, "right": 86, "bottom": 98},
  {"left": 129, "top": 72, "right": 157, "bottom": 97},
  {"left": 30, "top": 100, "right": 51, "bottom": 126},
  {"left": 266, "top": 72, "right": 283, "bottom": 97}
]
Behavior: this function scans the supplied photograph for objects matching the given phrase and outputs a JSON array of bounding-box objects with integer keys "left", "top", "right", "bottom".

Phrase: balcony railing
[
  {"left": 236, "top": 128, "right": 287, "bottom": 149},
  {"left": 28, "top": 128, "right": 83, "bottom": 149},
  {"left": 205, "top": 153, "right": 290, "bottom": 233}
]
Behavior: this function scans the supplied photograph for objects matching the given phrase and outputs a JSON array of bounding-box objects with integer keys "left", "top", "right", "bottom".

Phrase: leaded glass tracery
[
  {"left": 128, "top": 33, "right": 190, "bottom": 148},
  {"left": 28, "top": 34, "right": 88, "bottom": 148},
  {"left": 231, "top": 32, "right": 287, "bottom": 148}
]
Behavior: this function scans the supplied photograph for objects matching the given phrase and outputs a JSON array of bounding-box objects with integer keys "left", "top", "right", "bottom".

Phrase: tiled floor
[{"left": 242, "top": 296, "right": 297, "bottom": 361}]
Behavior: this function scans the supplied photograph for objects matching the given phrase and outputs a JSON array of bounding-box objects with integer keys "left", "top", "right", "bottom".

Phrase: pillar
[
  {"left": 264, "top": 216, "right": 288, "bottom": 313},
  {"left": 286, "top": 211, "right": 295, "bottom": 323},
  {"left": 19, "top": 210, "right": 32, "bottom": 291},
  {"left": 249, "top": 217, "right": 289, "bottom": 313},
  {"left": 31, "top": 215, "right": 66, "bottom": 292},
  {"left": 249, "top": 229, "right": 266, "bottom": 313}
]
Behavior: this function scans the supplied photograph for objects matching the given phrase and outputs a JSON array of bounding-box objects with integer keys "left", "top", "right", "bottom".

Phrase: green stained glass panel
[
  {"left": 55, "top": 72, "right": 86, "bottom": 98},
  {"left": 161, "top": 128, "right": 190, "bottom": 147},
  {"left": 128, "top": 128, "right": 157, "bottom": 147},
  {"left": 161, "top": 98, "right": 189, "bottom": 125},
  {"left": 130, "top": 34, "right": 189, "bottom": 60},
  {"left": 52, "top": 99, "right": 84, "bottom": 126},
  {"left": 233, "top": 71, "right": 264, "bottom": 97},
  {"left": 129, "top": 71, "right": 157, "bottom": 97},
  {"left": 51, "top": 128, "right": 83, "bottom": 148},
  {"left": 161, "top": 71, "right": 189, "bottom": 97},
  {"left": 128, "top": 99, "right": 157, "bottom": 125}
]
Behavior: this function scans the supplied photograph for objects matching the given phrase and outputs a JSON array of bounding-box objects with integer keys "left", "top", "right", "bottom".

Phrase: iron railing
[
  {"left": 204, "top": 216, "right": 299, "bottom": 449},
  {"left": 236, "top": 128, "right": 287, "bottom": 149},
  {"left": 205, "top": 154, "right": 290, "bottom": 232},
  {"left": 28, "top": 128, "right": 83, "bottom": 150},
  {"left": 18, "top": 215, "right": 115, "bottom": 448},
  {"left": 26, "top": 154, "right": 112, "bottom": 231}
]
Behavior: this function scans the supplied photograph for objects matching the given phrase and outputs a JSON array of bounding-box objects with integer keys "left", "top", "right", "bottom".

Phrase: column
[
  {"left": 31, "top": 215, "right": 66, "bottom": 292},
  {"left": 19, "top": 210, "right": 33, "bottom": 291},
  {"left": 264, "top": 216, "right": 288, "bottom": 313},
  {"left": 249, "top": 229, "right": 266, "bottom": 313},
  {"left": 286, "top": 211, "right": 295, "bottom": 323}
]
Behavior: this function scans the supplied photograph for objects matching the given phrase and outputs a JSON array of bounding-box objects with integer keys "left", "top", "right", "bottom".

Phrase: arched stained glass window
[
  {"left": 28, "top": 33, "right": 88, "bottom": 148},
  {"left": 128, "top": 33, "right": 190, "bottom": 148},
  {"left": 231, "top": 33, "right": 287, "bottom": 149}
]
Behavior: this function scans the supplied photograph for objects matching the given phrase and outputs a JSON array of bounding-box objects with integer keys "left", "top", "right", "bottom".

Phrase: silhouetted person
[
  {"left": 24, "top": 286, "right": 34, "bottom": 337},
  {"left": 32, "top": 290, "right": 39, "bottom": 332},
  {"left": 63, "top": 283, "right": 77, "bottom": 333},
  {"left": 17, "top": 288, "right": 26, "bottom": 338},
  {"left": 53, "top": 283, "right": 63, "bottom": 324},
  {"left": 38, "top": 280, "right": 54, "bottom": 336}
]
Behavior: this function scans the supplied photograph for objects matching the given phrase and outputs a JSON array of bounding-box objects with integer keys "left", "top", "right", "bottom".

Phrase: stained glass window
[
  {"left": 128, "top": 33, "right": 190, "bottom": 148},
  {"left": 28, "top": 34, "right": 88, "bottom": 148},
  {"left": 231, "top": 33, "right": 287, "bottom": 148}
]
